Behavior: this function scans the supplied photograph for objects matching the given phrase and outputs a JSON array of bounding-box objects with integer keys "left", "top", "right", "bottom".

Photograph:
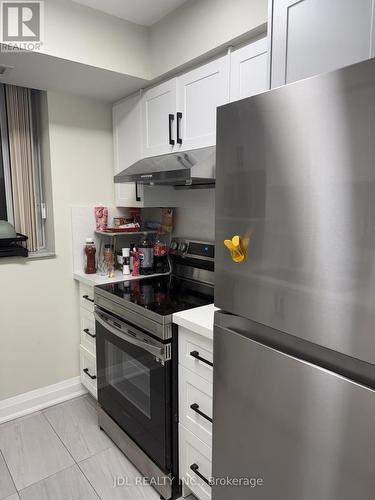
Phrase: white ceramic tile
[
  {"left": 43, "top": 396, "right": 113, "bottom": 462},
  {"left": 0, "top": 413, "right": 74, "bottom": 490},
  {"left": 19, "top": 465, "right": 99, "bottom": 500},
  {"left": 79, "top": 447, "right": 159, "bottom": 500},
  {"left": 0, "top": 451, "right": 16, "bottom": 500}
]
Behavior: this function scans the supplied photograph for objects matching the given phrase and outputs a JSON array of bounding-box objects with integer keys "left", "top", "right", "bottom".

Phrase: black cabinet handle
[
  {"left": 83, "top": 368, "right": 96, "bottom": 380},
  {"left": 190, "top": 350, "right": 213, "bottom": 367},
  {"left": 82, "top": 295, "right": 94, "bottom": 303},
  {"left": 190, "top": 463, "right": 211, "bottom": 486},
  {"left": 177, "top": 112, "right": 182, "bottom": 144},
  {"left": 168, "top": 114, "right": 175, "bottom": 145},
  {"left": 83, "top": 328, "right": 96, "bottom": 339},
  {"left": 135, "top": 182, "right": 141, "bottom": 202},
  {"left": 190, "top": 403, "right": 212, "bottom": 423}
]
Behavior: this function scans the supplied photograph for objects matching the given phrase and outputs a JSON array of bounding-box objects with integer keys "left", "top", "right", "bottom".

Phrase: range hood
[{"left": 114, "top": 146, "right": 216, "bottom": 188}]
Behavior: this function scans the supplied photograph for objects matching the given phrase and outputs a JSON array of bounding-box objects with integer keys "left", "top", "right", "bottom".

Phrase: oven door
[{"left": 95, "top": 307, "right": 172, "bottom": 472}]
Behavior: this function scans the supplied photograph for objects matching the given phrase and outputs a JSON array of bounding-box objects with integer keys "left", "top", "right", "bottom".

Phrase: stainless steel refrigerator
[{"left": 213, "top": 57, "right": 375, "bottom": 500}]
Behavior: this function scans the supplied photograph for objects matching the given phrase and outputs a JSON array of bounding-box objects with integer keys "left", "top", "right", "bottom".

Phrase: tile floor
[{"left": 0, "top": 395, "right": 195, "bottom": 500}]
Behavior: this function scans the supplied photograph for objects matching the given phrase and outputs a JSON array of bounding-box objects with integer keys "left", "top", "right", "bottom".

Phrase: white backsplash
[
  {"left": 141, "top": 189, "right": 215, "bottom": 242},
  {"left": 71, "top": 206, "right": 130, "bottom": 273}
]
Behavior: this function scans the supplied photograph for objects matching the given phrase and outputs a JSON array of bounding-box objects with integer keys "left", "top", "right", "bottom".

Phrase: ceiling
[
  {"left": 73, "top": 0, "right": 188, "bottom": 26},
  {"left": 0, "top": 51, "right": 148, "bottom": 102}
]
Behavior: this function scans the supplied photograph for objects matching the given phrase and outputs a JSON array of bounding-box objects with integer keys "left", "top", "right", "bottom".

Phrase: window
[
  {"left": 0, "top": 83, "right": 53, "bottom": 256},
  {"left": 0, "top": 145, "right": 7, "bottom": 220}
]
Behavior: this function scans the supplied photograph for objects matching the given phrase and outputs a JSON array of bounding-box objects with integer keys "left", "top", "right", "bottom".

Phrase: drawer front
[
  {"left": 79, "top": 283, "right": 95, "bottom": 313},
  {"left": 80, "top": 308, "right": 96, "bottom": 355},
  {"left": 179, "top": 424, "right": 212, "bottom": 500},
  {"left": 179, "top": 327, "right": 213, "bottom": 383},
  {"left": 79, "top": 345, "right": 97, "bottom": 399},
  {"left": 179, "top": 365, "right": 212, "bottom": 447}
]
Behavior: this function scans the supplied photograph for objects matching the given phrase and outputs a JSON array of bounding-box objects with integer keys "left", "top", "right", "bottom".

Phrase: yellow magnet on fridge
[{"left": 224, "top": 235, "right": 247, "bottom": 263}]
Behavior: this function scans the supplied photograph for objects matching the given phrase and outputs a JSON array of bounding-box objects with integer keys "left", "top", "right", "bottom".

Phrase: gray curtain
[{"left": 5, "top": 85, "right": 39, "bottom": 252}]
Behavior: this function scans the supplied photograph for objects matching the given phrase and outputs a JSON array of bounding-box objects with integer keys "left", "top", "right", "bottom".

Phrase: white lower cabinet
[
  {"left": 179, "top": 327, "right": 213, "bottom": 499},
  {"left": 80, "top": 345, "right": 97, "bottom": 399},
  {"left": 179, "top": 365, "right": 212, "bottom": 447},
  {"left": 179, "top": 424, "right": 212, "bottom": 500},
  {"left": 178, "top": 327, "right": 213, "bottom": 382},
  {"left": 78, "top": 283, "right": 97, "bottom": 399},
  {"left": 79, "top": 283, "right": 95, "bottom": 313},
  {"left": 80, "top": 307, "right": 96, "bottom": 355}
]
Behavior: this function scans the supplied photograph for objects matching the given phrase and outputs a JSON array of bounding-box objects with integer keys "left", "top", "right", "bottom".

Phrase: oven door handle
[{"left": 94, "top": 311, "right": 171, "bottom": 362}]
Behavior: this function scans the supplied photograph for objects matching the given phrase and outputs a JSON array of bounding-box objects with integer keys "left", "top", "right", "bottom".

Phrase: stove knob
[
  {"left": 170, "top": 241, "right": 178, "bottom": 251},
  {"left": 179, "top": 242, "right": 188, "bottom": 253}
]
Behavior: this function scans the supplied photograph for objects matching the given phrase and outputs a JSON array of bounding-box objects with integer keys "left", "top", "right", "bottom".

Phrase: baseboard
[{"left": 0, "top": 376, "right": 87, "bottom": 424}]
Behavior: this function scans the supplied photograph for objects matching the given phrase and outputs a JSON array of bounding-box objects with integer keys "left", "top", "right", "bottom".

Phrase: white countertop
[
  {"left": 173, "top": 304, "right": 218, "bottom": 340},
  {"left": 73, "top": 270, "right": 168, "bottom": 287}
]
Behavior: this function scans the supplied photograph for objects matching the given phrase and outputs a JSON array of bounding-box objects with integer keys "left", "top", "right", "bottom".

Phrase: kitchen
[{"left": 1, "top": 1, "right": 375, "bottom": 500}]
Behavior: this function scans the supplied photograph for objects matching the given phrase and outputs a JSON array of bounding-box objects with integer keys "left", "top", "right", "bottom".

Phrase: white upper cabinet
[
  {"left": 230, "top": 37, "right": 269, "bottom": 102},
  {"left": 113, "top": 93, "right": 144, "bottom": 207},
  {"left": 142, "top": 79, "right": 178, "bottom": 157},
  {"left": 176, "top": 55, "right": 229, "bottom": 151},
  {"left": 113, "top": 94, "right": 180, "bottom": 207},
  {"left": 271, "top": 0, "right": 375, "bottom": 88}
]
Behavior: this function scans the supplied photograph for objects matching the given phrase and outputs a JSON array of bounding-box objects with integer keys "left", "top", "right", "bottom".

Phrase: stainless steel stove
[{"left": 94, "top": 239, "right": 214, "bottom": 500}]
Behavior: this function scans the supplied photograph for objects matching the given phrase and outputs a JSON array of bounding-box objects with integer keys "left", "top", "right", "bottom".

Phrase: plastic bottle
[{"left": 84, "top": 238, "right": 96, "bottom": 274}]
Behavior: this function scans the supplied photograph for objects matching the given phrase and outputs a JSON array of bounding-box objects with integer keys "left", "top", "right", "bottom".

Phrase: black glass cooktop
[{"left": 96, "top": 275, "right": 214, "bottom": 316}]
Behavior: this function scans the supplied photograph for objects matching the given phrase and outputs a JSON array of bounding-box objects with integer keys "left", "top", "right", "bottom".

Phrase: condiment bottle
[
  {"left": 139, "top": 236, "right": 154, "bottom": 275},
  {"left": 132, "top": 249, "right": 140, "bottom": 277},
  {"left": 154, "top": 236, "right": 168, "bottom": 273},
  {"left": 84, "top": 238, "right": 97, "bottom": 274},
  {"left": 122, "top": 248, "right": 130, "bottom": 275}
]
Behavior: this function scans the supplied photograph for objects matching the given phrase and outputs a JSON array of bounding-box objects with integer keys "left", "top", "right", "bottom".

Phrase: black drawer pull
[
  {"left": 190, "top": 403, "right": 212, "bottom": 423},
  {"left": 190, "top": 350, "right": 213, "bottom": 367},
  {"left": 83, "top": 328, "right": 96, "bottom": 339},
  {"left": 190, "top": 463, "right": 211, "bottom": 486},
  {"left": 83, "top": 368, "right": 96, "bottom": 380},
  {"left": 82, "top": 295, "right": 94, "bottom": 303}
]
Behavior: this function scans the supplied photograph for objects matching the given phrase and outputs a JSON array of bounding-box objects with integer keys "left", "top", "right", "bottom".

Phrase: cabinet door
[
  {"left": 142, "top": 79, "right": 177, "bottom": 157},
  {"left": 177, "top": 55, "right": 229, "bottom": 151},
  {"left": 113, "top": 94, "right": 144, "bottom": 207},
  {"left": 230, "top": 37, "right": 269, "bottom": 102},
  {"left": 271, "top": 0, "right": 375, "bottom": 88}
]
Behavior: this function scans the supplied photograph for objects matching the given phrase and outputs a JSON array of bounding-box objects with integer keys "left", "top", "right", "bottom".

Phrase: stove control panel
[{"left": 169, "top": 238, "right": 214, "bottom": 261}]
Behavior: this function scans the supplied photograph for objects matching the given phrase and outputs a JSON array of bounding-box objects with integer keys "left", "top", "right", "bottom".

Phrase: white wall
[
  {"left": 0, "top": 91, "right": 114, "bottom": 400},
  {"left": 43, "top": 0, "right": 150, "bottom": 79},
  {"left": 149, "top": 0, "right": 268, "bottom": 78}
]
